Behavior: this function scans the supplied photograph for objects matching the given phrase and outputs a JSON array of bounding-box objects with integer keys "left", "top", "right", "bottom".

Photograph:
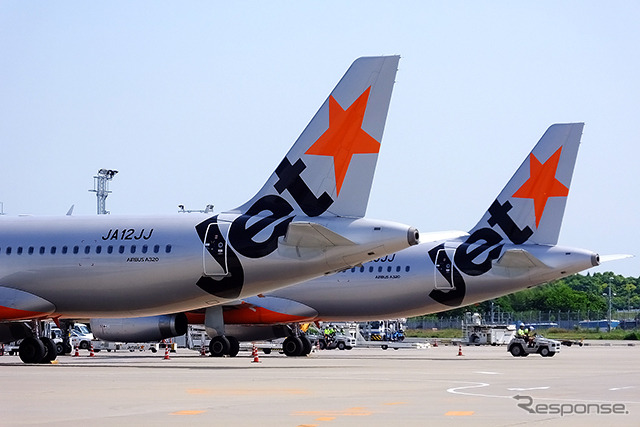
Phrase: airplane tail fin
[
  {"left": 231, "top": 56, "right": 400, "bottom": 218},
  {"left": 469, "top": 123, "right": 584, "bottom": 245}
]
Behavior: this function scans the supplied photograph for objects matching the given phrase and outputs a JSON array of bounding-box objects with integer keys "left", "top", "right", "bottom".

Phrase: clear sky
[{"left": 1, "top": 2, "right": 638, "bottom": 277}]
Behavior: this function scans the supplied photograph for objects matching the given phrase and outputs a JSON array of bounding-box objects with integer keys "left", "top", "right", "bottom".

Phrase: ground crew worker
[
  {"left": 516, "top": 323, "right": 525, "bottom": 338},
  {"left": 527, "top": 326, "right": 536, "bottom": 347}
]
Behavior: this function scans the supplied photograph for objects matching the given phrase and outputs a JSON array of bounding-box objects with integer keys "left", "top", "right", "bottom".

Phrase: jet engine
[{"left": 90, "top": 314, "right": 188, "bottom": 342}]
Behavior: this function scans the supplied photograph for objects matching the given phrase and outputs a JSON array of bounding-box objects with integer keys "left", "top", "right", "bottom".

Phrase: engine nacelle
[{"left": 90, "top": 314, "right": 188, "bottom": 342}]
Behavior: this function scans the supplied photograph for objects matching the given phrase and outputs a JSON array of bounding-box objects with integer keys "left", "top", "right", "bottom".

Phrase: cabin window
[
  {"left": 396, "top": 266, "right": 401, "bottom": 272},
  {"left": 84, "top": 246, "right": 90, "bottom": 254},
  {"left": 405, "top": 266, "right": 410, "bottom": 272},
  {"left": 369, "top": 266, "right": 374, "bottom": 273},
  {"left": 130, "top": 245, "right": 136, "bottom": 254},
  {"left": 378, "top": 266, "right": 383, "bottom": 273},
  {"left": 28, "top": 246, "right": 34, "bottom": 255},
  {"left": 154, "top": 244, "right": 160, "bottom": 254},
  {"left": 39, "top": 246, "right": 45, "bottom": 255},
  {"left": 142, "top": 244, "right": 148, "bottom": 254},
  {"left": 387, "top": 266, "right": 392, "bottom": 272},
  {"left": 165, "top": 244, "right": 172, "bottom": 254},
  {"left": 107, "top": 245, "right": 113, "bottom": 254},
  {"left": 96, "top": 246, "right": 102, "bottom": 254},
  {"left": 119, "top": 245, "right": 125, "bottom": 254},
  {"left": 5, "top": 247, "right": 11, "bottom": 255},
  {"left": 360, "top": 266, "right": 365, "bottom": 273},
  {"left": 50, "top": 247, "right": 56, "bottom": 255},
  {"left": 17, "top": 247, "right": 23, "bottom": 255},
  {"left": 73, "top": 246, "right": 79, "bottom": 254},
  {"left": 61, "top": 246, "right": 68, "bottom": 254}
]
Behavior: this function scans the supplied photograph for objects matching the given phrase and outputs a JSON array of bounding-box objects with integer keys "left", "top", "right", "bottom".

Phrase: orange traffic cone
[
  {"left": 200, "top": 344, "right": 206, "bottom": 356},
  {"left": 457, "top": 344, "right": 464, "bottom": 356},
  {"left": 89, "top": 343, "right": 95, "bottom": 357},
  {"left": 433, "top": 339, "right": 438, "bottom": 347},
  {"left": 73, "top": 344, "right": 80, "bottom": 357},
  {"left": 163, "top": 343, "right": 171, "bottom": 360},
  {"left": 251, "top": 344, "right": 261, "bottom": 363}
]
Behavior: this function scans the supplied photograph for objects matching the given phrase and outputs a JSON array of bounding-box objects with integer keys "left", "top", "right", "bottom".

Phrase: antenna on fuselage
[{"left": 89, "top": 169, "right": 118, "bottom": 215}]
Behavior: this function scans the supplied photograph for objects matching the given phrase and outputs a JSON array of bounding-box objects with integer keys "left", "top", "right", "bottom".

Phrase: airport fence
[{"left": 407, "top": 310, "right": 640, "bottom": 330}]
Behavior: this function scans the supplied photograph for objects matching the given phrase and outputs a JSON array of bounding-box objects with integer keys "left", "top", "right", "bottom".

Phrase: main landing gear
[
  {"left": 282, "top": 335, "right": 313, "bottom": 357},
  {"left": 208, "top": 335, "right": 240, "bottom": 357}
]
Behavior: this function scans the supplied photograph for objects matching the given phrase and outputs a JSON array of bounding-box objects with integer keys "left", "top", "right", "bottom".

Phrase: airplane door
[
  {"left": 203, "top": 222, "right": 230, "bottom": 276},
  {"left": 433, "top": 248, "right": 456, "bottom": 290}
]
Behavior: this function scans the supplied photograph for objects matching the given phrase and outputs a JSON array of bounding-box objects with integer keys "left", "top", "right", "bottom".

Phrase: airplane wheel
[
  {"left": 19, "top": 337, "right": 45, "bottom": 364},
  {"left": 209, "top": 336, "right": 230, "bottom": 357},
  {"left": 227, "top": 336, "right": 240, "bottom": 357},
  {"left": 300, "top": 335, "right": 312, "bottom": 355},
  {"left": 283, "top": 336, "right": 303, "bottom": 357},
  {"left": 39, "top": 337, "right": 57, "bottom": 363}
]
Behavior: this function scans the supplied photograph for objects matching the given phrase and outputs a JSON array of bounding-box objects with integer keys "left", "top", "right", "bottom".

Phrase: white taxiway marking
[
  {"left": 609, "top": 386, "right": 635, "bottom": 391},
  {"left": 447, "top": 382, "right": 512, "bottom": 399},
  {"left": 475, "top": 371, "right": 501, "bottom": 375}
]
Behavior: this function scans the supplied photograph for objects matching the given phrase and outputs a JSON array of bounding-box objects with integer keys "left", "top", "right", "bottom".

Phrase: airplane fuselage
[
  {"left": 262, "top": 236, "right": 600, "bottom": 321},
  {"left": 0, "top": 213, "right": 416, "bottom": 318}
]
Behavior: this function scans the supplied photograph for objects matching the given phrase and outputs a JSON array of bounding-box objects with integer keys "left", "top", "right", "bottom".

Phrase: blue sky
[{"left": 0, "top": 2, "right": 638, "bottom": 277}]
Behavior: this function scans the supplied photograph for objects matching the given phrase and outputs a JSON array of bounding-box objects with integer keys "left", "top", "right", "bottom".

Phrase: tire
[
  {"left": 263, "top": 348, "right": 272, "bottom": 355},
  {"left": 548, "top": 352, "right": 556, "bottom": 357},
  {"left": 55, "top": 343, "right": 65, "bottom": 355},
  {"left": 381, "top": 344, "right": 388, "bottom": 350},
  {"left": 318, "top": 339, "right": 326, "bottom": 350},
  {"left": 19, "top": 337, "right": 45, "bottom": 364},
  {"left": 283, "top": 336, "right": 303, "bottom": 357},
  {"left": 39, "top": 337, "right": 57, "bottom": 363},
  {"left": 79, "top": 341, "right": 89, "bottom": 350},
  {"left": 509, "top": 344, "right": 524, "bottom": 357},
  {"left": 337, "top": 341, "right": 346, "bottom": 350},
  {"left": 227, "top": 336, "right": 240, "bottom": 357},
  {"left": 299, "top": 335, "right": 312, "bottom": 355},
  {"left": 209, "top": 335, "right": 230, "bottom": 357},
  {"left": 539, "top": 347, "right": 550, "bottom": 357}
]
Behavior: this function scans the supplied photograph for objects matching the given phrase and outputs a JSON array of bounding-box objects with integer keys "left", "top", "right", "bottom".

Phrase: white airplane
[
  {"left": 0, "top": 56, "right": 421, "bottom": 363},
  {"left": 93, "top": 123, "right": 626, "bottom": 357}
]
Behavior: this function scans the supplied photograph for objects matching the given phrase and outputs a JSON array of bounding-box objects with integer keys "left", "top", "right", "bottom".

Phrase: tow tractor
[{"left": 507, "top": 335, "right": 561, "bottom": 357}]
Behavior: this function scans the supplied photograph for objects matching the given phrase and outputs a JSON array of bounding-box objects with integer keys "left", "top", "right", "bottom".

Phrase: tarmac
[{"left": 0, "top": 341, "right": 639, "bottom": 426}]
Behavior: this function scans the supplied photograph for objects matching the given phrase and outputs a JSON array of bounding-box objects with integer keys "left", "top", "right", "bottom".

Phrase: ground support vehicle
[{"left": 507, "top": 336, "right": 561, "bottom": 357}]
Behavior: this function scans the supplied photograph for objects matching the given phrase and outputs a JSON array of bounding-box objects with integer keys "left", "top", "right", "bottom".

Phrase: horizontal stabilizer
[
  {"left": 599, "top": 254, "right": 634, "bottom": 263},
  {"left": 281, "top": 222, "right": 356, "bottom": 248},
  {"left": 494, "top": 249, "right": 550, "bottom": 269}
]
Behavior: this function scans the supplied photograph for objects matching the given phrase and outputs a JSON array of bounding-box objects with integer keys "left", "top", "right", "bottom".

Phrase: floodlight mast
[{"left": 89, "top": 169, "right": 118, "bottom": 215}]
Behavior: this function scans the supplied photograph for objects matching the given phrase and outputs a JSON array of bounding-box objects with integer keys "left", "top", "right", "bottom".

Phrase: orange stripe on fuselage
[
  {"left": 185, "top": 306, "right": 314, "bottom": 325},
  {"left": 0, "top": 306, "right": 50, "bottom": 321}
]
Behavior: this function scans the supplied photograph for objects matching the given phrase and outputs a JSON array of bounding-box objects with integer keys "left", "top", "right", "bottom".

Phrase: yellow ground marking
[
  {"left": 445, "top": 411, "right": 475, "bottom": 416},
  {"left": 383, "top": 401, "right": 407, "bottom": 406},
  {"left": 170, "top": 410, "right": 206, "bottom": 415},
  {"left": 187, "top": 388, "right": 309, "bottom": 395},
  {"left": 315, "top": 417, "right": 336, "bottom": 421}
]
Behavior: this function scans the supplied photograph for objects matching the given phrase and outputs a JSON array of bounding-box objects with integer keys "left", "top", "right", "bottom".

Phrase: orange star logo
[
  {"left": 512, "top": 147, "right": 568, "bottom": 228},
  {"left": 305, "top": 86, "right": 380, "bottom": 195}
]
